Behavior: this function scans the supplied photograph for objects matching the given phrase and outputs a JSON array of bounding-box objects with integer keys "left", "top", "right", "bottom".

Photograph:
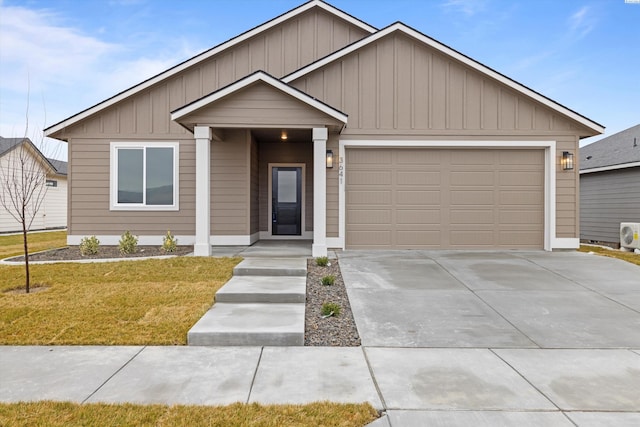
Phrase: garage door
[{"left": 345, "top": 148, "right": 544, "bottom": 249}]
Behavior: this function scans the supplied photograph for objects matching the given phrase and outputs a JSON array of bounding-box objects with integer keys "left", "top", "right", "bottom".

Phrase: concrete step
[
  {"left": 233, "top": 258, "right": 307, "bottom": 277},
  {"left": 215, "top": 276, "right": 306, "bottom": 303},
  {"left": 187, "top": 303, "right": 305, "bottom": 346}
]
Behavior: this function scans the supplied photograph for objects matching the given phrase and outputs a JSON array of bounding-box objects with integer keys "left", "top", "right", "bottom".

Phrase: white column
[
  {"left": 194, "top": 126, "right": 212, "bottom": 256},
  {"left": 312, "top": 127, "right": 328, "bottom": 257}
]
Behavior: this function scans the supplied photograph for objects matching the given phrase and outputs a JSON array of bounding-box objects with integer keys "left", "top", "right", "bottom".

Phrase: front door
[{"left": 272, "top": 167, "right": 302, "bottom": 235}]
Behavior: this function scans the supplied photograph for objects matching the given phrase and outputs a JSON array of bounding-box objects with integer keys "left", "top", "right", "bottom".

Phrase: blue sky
[{"left": 1, "top": 0, "right": 639, "bottom": 160}]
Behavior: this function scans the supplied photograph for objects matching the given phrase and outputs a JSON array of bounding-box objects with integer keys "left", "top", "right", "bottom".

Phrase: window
[
  {"left": 46, "top": 179, "right": 57, "bottom": 187},
  {"left": 110, "top": 142, "right": 179, "bottom": 210}
]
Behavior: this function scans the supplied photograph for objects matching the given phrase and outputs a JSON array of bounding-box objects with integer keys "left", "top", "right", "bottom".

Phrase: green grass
[
  {"left": 0, "top": 257, "right": 240, "bottom": 345},
  {"left": 578, "top": 245, "right": 640, "bottom": 266},
  {"left": 0, "top": 230, "right": 67, "bottom": 259},
  {"left": 0, "top": 401, "right": 379, "bottom": 427}
]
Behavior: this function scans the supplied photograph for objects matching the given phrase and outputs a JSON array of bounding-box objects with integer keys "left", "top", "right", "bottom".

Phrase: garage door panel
[
  {"left": 450, "top": 171, "right": 494, "bottom": 186},
  {"left": 396, "top": 209, "right": 440, "bottom": 225},
  {"left": 397, "top": 171, "right": 441, "bottom": 185},
  {"left": 450, "top": 209, "right": 494, "bottom": 224},
  {"left": 347, "top": 190, "right": 392, "bottom": 205},
  {"left": 396, "top": 190, "right": 440, "bottom": 205},
  {"left": 450, "top": 190, "right": 494, "bottom": 205},
  {"left": 346, "top": 148, "right": 544, "bottom": 249},
  {"left": 348, "top": 209, "right": 391, "bottom": 224},
  {"left": 396, "top": 230, "right": 441, "bottom": 246}
]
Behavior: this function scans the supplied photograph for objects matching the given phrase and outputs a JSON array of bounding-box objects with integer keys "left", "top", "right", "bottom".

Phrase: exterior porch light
[
  {"left": 326, "top": 150, "right": 334, "bottom": 168},
  {"left": 281, "top": 130, "right": 288, "bottom": 141},
  {"left": 561, "top": 151, "right": 574, "bottom": 170}
]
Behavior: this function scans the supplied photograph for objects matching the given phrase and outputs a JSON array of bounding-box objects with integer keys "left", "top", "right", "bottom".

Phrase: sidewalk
[{"left": 2, "top": 345, "right": 639, "bottom": 426}]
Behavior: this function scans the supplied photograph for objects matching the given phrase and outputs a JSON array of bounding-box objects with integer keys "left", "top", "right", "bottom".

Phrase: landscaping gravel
[{"left": 304, "top": 258, "right": 361, "bottom": 347}]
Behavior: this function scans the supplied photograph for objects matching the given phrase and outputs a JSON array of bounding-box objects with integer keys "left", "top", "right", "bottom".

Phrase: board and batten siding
[
  {"left": 67, "top": 138, "right": 195, "bottom": 236},
  {"left": 289, "top": 32, "right": 587, "bottom": 239},
  {"left": 53, "top": 8, "right": 368, "bottom": 141},
  {"left": 580, "top": 167, "right": 640, "bottom": 245}
]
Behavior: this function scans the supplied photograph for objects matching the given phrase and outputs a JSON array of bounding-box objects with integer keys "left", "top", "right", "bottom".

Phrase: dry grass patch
[
  {"left": 0, "top": 257, "right": 240, "bottom": 345},
  {"left": 0, "top": 231, "right": 67, "bottom": 259},
  {"left": 578, "top": 245, "right": 640, "bottom": 266},
  {"left": 0, "top": 401, "right": 379, "bottom": 427}
]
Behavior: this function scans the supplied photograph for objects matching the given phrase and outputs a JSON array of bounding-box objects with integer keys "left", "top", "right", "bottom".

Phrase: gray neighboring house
[
  {"left": 0, "top": 137, "right": 68, "bottom": 233},
  {"left": 580, "top": 124, "right": 640, "bottom": 246}
]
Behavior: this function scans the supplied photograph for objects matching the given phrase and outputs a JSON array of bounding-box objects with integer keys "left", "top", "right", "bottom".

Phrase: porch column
[
  {"left": 312, "top": 127, "right": 328, "bottom": 257},
  {"left": 194, "top": 126, "right": 211, "bottom": 256}
]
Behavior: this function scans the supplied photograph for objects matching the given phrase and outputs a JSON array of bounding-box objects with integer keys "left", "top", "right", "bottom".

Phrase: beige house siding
[
  {"left": 250, "top": 134, "right": 260, "bottom": 235},
  {"left": 258, "top": 141, "right": 313, "bottom": 232},
  {"left": 42, "top": 176, "right": 67, "bottom": 230},
  {"left": 211, "top": 129, "right": 250, "bottom": 236},
  {"left": 178, "top": 83, "right": 344, "bottom": 129},
  {"left": 67, "top": 138, "right": 195, "bottom": 236},
  {"left": 51, "top": 8, "right": 367, "bottom": 142}
]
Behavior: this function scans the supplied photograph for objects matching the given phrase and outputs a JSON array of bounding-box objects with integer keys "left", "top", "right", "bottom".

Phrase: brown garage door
[{"left": 345, "top": 148, "right": 544, "bottom": 249}]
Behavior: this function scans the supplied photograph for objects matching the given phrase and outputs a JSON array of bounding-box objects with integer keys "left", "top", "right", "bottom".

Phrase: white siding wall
[{"left": 0, "top": 149, "right": 67, "bottom": 233}]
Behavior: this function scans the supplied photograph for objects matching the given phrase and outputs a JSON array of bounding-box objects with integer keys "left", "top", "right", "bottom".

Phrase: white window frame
[{"left": 110, "top": 141, "right": 179, "bottom": 211}]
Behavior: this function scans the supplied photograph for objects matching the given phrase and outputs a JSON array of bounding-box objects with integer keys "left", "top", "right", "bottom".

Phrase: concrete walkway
[{"left": 1, "top": 247, "right": 640, "bottom": 426}]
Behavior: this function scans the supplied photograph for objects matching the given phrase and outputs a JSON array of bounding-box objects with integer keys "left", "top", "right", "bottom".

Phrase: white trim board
[
  {"left": 284, "top": 22, "right": 603, "bottom": 135},
  {"left": 338, "top": 140, "right": 558, "bottom": 251},
  {"left": 580, "top": 162, "right": 640, "bottom": 174},
  {"left": 45, "top": 1, "right": 373, "bottom": 137}
]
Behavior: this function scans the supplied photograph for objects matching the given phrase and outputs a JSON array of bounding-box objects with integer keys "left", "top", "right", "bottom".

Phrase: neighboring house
[
  {"left": 44, "top": 0, "right": 603, "bottom": 257},
  {"left": 0, "top": 137, "right": 68, "bottom": 233},
  {"left": 580, "top": 124, "right": 640, "bottom": 247}
]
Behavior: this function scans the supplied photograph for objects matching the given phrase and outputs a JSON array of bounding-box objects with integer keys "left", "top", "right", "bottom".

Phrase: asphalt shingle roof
[
  {"left": 580, "top": 124, "right": 640, "bottom": 170},
  {"left": 0, "top": 136, "right": 67, "bottom": 175}
]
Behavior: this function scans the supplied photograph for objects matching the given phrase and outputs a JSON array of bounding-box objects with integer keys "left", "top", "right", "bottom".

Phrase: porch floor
[{"left": 208, "top": 240, "right": 314, "bottom": 258}]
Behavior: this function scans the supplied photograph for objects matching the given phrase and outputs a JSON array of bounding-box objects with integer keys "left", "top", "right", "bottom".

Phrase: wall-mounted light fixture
[
  {"left": 280, "top": 130, "right": 288, "bottom": 141},
  {"left": 561, "top": 151, "right": 574, "bottom": 171},
  {"left": 326, "top": 150, "right": 334, "bottom": 168}
]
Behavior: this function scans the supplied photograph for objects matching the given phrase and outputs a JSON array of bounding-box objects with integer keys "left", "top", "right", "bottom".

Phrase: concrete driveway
[{"left": 337, "top": 250, "right": 640, "bottom": 349}]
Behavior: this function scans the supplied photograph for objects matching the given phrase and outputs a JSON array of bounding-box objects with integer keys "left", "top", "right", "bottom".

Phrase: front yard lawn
[
  {"left": 579, "top": 245, "right": 640, "bottom": 266},
  {"left": 0, "top": 230, "right": 67, "bottom": 259},
  {"left": 0, "top": 257, "right": 240, "bottom": 345},
  {"left": 0, "top": 401, "right": 379, "bottom": 427}
]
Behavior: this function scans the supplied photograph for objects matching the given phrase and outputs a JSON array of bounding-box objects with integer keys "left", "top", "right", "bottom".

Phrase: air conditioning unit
[{"left": 620, "top": 223, "right": 640, "bottom": 249}]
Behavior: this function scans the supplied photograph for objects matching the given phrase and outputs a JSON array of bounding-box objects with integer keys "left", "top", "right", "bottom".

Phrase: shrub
[
  {"left": 321, "top": 302, "right": 341, "bottom": 317},
  {"left": 321, "top": 275, "right": 335, "bottom": 286},
  {"left": 315, "top": 256, "right": 329, "bottom": 267},
  {"left": 79, "top": 236, "right": 100, "bottom": 256},
  {"left": 119, "top": 231, "right": 138, "bottom": 255},
  {"left": 161, "top": 230, "right": 178, "bottom": 253}
]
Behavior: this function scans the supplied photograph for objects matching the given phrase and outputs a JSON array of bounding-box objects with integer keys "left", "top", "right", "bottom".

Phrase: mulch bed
[
  {"left": 9, "top": 246, "right": 193, "bottom": 262},
  {"left": 304, "top": 258, "right": 361, "bottom": 347}
]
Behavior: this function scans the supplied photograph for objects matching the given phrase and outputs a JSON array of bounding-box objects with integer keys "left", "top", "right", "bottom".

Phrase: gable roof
[
  {"left": 171, "top": 71, "right": 348, "bottom": 130},
  {"left": 283, "top": 22, "right": 604, "bottom": 136},
  {"left": 580, "top": 124, "right": 640, "bottom": 174},
  {"left": 44, "top": 0, "right": 374, "bottom": 137},
  {"left": 0, "top": 136, "right": 67, "bottom": 176}
]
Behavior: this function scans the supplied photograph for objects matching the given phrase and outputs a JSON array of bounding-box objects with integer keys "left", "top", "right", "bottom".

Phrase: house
[
  {"left": 0, "top": 137, "right": 68, "bottom": 233},
  {"left": 580, "top": 124, "right": 640, "bottom": 247},
  {"left": 44, "top": 0, "right": 603, "bottom": 257}
]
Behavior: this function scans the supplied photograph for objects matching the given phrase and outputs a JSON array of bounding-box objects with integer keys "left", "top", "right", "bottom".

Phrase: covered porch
[{"left": 171, "top": 71, "right": 347, "bottom": 257}]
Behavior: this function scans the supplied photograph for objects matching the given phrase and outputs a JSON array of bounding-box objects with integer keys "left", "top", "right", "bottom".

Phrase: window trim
[{"left": 110, "top": 142, "right": 179, "bottom": 211}]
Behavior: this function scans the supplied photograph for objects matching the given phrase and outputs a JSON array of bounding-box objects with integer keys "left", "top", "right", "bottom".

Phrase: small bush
[
  {"left": 79, "top": 236, "right": 100, "bottom": 256},
  {"left": 321, "top": 302, "right": 341, "bottom": 317},
  {"left": 315, "top": 256, "right": 329, "bottom": 267},
  {"left": 161, "top": 230, "right": 178, "bottom": 253},
  {"left": 118, "top": 231, "right": 138, "bottom": 255},
  {"left": 321, "top": 275, "right": 335, "bottom": 286}
]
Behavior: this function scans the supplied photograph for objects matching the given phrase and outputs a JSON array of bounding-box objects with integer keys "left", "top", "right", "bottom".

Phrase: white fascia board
[
  {"left": 171, "top": 71, "right": 348, "bottom": 124},
  {"left": 45, "top": 0, "right": 370, "bottom": 137},
  {"left": 284, "top": 22, "right": 604, "bottom": 135},
  {"left": 579, "top": 162, "right": 640, "bottom": 174}
]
